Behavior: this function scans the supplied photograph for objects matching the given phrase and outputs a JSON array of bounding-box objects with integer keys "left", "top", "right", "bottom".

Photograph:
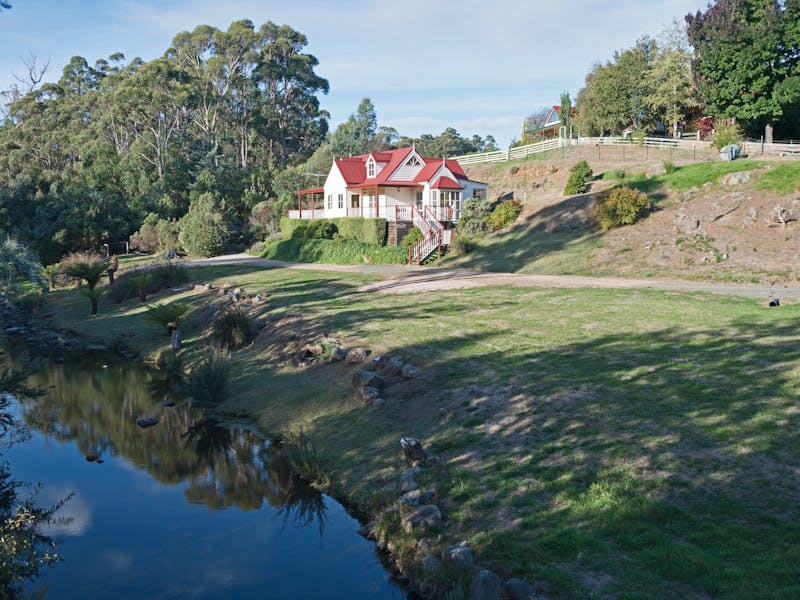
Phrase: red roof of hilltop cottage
[{"left": 333, "top": 147, "right": 476, "bottom": 190}]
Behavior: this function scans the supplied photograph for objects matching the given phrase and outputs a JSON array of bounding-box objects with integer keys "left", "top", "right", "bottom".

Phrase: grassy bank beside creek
[{"left": 45, "top": 261, "right": 800, "bottom": 599}]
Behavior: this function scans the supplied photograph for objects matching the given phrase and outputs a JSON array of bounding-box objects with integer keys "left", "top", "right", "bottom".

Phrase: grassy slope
[
  {"left": 444, "top": 158, "right": 797, "bottom": 280},
  {"left": 47, "top": 263, "right": 800, "bottom": 599}
]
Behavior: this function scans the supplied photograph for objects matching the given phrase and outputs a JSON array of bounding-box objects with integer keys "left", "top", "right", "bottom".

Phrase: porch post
[
  {"left": 298, "top": 191, "right": 302, "bottom": 218},
  {"left": 376, "top": 186, "right": 380, "bottom": 218}
]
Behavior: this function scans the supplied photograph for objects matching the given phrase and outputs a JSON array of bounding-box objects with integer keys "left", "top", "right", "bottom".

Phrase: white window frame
[
  {"left": 337, "top": 194, "right": 343, "bottom": 209},
  {"left": 415, "top": 191, "right": 423, "bottom": 211},
  {"left": 366, "top": 159, "right": 376, "bottom": 178}
]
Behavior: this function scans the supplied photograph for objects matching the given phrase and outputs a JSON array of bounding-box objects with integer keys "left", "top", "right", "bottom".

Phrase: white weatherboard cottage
[{"left": 292, "top": 147, "right": 488, "bottom": 259}]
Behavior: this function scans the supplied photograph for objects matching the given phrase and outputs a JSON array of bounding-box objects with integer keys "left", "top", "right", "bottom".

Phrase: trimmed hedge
[
  {"left": 260, "top": 238, "right": 406, "bottom": 265},
  {"left": 280, "top": 217, "right": 387, "bottom": 246}
]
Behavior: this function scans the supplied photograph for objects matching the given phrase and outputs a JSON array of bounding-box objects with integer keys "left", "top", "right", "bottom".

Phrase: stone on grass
[
  {"left": 329, "top": 347, "right": 347, "bottom": 362},
  {"left": 371, "top": 397, "right": 386, "bottom": 408},
  {"left": 442, "top": 543, "right": 475, "bottom": 569},
  {"left": 470, "top": 570, "right": 502, "bottom": 600},
  {"left": 401, "top": 505, "right": 441, "bottom": 533},
  {"left": 345, "top": 347, "right": 368, "bottom": 365},
  {"left": 400, "top": 436, "right": 428, "bottom": 464},
  {"left": 400, "top": 489, "right": 421, "bottom": 506},
  {"left": 399, "top": 466, "right": 422, "bottom": 492},
  {"left": 383, "top": 356, "right": 405, "bottom": 375},
  {"left": 422, "top": 553, "right": 441, "bottom": 573},
  {"left": 504, "top": 578, "right": 536, "bottom": 600},
  {"left": 401, "top": 364, "right": 421, "bottom": 378},
  {"left": 352, "top": 370, "right": 386, "bottom": 389},
  {"left": 355, "top": 386, "right": 382, "bottom": 405}
]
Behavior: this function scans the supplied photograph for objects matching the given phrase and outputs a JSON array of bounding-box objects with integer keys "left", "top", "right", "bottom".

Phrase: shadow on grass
[{"left": 228, "top": 301, "right": 800, "bottom": 598}]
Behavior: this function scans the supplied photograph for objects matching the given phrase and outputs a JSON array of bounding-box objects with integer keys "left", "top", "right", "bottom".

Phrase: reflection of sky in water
[{"left": 7, "top": 359, "right": 405, "bottom": 600}]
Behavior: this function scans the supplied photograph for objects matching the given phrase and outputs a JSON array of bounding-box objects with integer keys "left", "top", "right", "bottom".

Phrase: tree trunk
[
  {"left": 765, "top": 121, "right": 774, "bottom": 144},
  {"left": 90, "top": 297, "right": 98, "bottom": 316}
]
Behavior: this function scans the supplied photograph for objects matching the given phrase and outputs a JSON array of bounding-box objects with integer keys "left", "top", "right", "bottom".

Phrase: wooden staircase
[{"left": 408, "top": 207, "right": 451, "bottom": 265}]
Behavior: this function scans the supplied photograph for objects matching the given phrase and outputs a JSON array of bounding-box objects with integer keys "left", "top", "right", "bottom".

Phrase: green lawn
[{"left": 46, "top": 264, "right": 800, "bottom": 598}]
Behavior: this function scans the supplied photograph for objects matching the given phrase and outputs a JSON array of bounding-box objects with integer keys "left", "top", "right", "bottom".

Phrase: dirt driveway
[{"left": 191, "top": 254, "right": 800, "bottom": 301}]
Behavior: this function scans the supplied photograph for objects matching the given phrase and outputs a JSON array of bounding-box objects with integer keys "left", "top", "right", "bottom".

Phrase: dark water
[{"left": 6, "top": 356, "right": 405, "bottom": 599}]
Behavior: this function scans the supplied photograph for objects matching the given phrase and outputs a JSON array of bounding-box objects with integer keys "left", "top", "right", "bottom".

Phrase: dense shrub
[
  {"left": 260, "top": 238, "right": 407, "bottom": 265},
  {"left": 712, "top": 121, "right": 744, "bottom": 150},
  {"left": 292, "top": 220, "right": 338, "bottom": 240},
  {"left": 595, "top": 186, "right": 650, "bottom": 230},
  {"left": 280, "top": 217, "right": 387, "bottom": 245},
  {"left": 457, "top": 198, "right": 495, "bottom": 237},
  {"left": 563, "top": 160, "right": 594, "bottom": 195},
  {"left": 186, "top": 353, "right": 230, "bottom": 406},
  {"left": 401, "top": 227, "right": 423, "bottom": 248},
  {"left": 178, "top": 192, "right": 229, "bottom": 257},
  {"left": 486, "top": 200, "right": 523, "bottom": 230},
  {"left": 130, "top": 213, "right": 180, "bottom": 253},
  {"left": 108, "top": 263, "right": 190, "bottom": 303},
  {"left": 213, "top": 306, "right": 256, "bottom": 349}
]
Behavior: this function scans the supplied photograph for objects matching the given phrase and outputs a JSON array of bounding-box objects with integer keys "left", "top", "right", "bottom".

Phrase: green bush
[
  {"left": 563, "top": 160, "right": 594, "bottom": 195},
  {"left": 401, "top": 227, "right": 423, "bottom": 248},
  {"left": 178, "top": 192, "right": 229, "bottom": 257},
  {"left": 213, "top": 306, "right": 256, "bottom": 349},
  {"left": 712, "top": 121, "right": 744, "bottom": 150},
  {"left": 186, "top": 352, "right": 230, "bottom": 406},
  {"left": 293, "top": 220, "right": 338, "bottom": 240},
  {"left": 108, "top": 263, "right": 189, "bottom": 303},
  {"left": 457, "top": 198, "right": 495, "bottom": 238},
  {"left": 486, "top": 200, "right": 522, "bottom": 230},
  {"left": 260, "top": 238, "right": 407, "bottom": 265},
  {"left": 449, "top": 235, "right": 476, "bottom": 256},
  {"left": 130, "top": 213, "right": 180, "bottom": 253},
  {"left": 663, "top": 161, "right": 678, "bottom": 174},
  {"left": 280, "top": 217, "right": 387, "bottom": 246},
  {"left": 596, "top": 186, "right": 650, "bottom": 230}
]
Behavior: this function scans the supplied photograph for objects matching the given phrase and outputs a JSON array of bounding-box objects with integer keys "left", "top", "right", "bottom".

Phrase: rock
[
  {"left": 769, "top": 298, "right": 780, "bottom": 307},
  {"left": 470, "top": 570, "right": 502, "bottom": 600},
  {"left": 703, "top": 181, "right": 713, "bottom": 189},
  {"left": 674, "top": 213, "right": 701, "bottom": 234},
  {"left": 400, "top": 436, "right": 428, "bottom": 464},
  {"left": 421, "top": 485, "right": 438, "bottom": 504},
  {"left": 442, "top": 543, "right": 475, "bottom": 569},
  {"left": 136, "top": 416, "right": 159, "bottom": 429},
  {"left": 422, "top": 553, "right": 441, "bottom": 573},
  {"left": 505, "top": 578, "right": 536, "bottom": 600},
  {"left": 355, "top": 386, "right": 382, "bottom": 405},
  {"left": 193, "top": 284, "right": 208, "bottom": 292},
  {"left": 357, "top": 522, "right": 376, "bottom": 540},
  {"left": 203, "top": 283, "right": 213, "bottom": 290},
  {"left": 305, "top": 344, "right": 324, "bottom": 357},
  {"left": 401, "top": 505, "right": 441, "bottom": 533},
  {"left": 720, "top": 171, "right": 752, "bottom": 185},
  {"left": 371, "top": 397, "right": 386, "bottom": 408},
  {"left": 679, "top": 187, "right": 699, "bottom": 202},
  {"left": 401, "top": 364, "right": 421, "bottom": 378},
  {"left": 383, "top": 356, "right": 405, "bottom": 375},
  {"left": 400, "top": 466, "right": 422, "bottom": 493},
  {"left": 329, "top": 347, "right": 347, "bottom": 362},
  {"left": 85, "top": 454, "right": 99, "bottom": 462},
  {"left": 345, "top": 347, "right": 368, "bottom": 365},
  {"left": 352, "top": 370, "right": 386, "bottom": 389},
  {"left": 400, "top": 489, "right": 421, "bottom": 506}
]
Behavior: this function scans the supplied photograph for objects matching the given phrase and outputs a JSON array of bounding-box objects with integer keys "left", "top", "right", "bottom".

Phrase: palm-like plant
[
  {"left": 61, "top": 252, "right": 109, "bottom": 315},
  {"left": 41, "top": 263, "right": 60, "bottom": 291},
  {"left": 146, "top": 302, "right": 189, "bottom": 334}
]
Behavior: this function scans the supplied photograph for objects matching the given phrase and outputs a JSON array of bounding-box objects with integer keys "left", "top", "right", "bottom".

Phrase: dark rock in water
[
  {"left": 357, "top": 522, "right": 376, "bottom": 540},
  {"left": 161, "top": 400, "right": 176, "bottom": 407},
  {"left": 95, "top": 459, "right": 104, "bottom": 464},
  {"left": 136, "top": 416, "right": 159, "bottom": 428},
  {"left": 86, "top": 454, "right": 99, "bottom": 462}
]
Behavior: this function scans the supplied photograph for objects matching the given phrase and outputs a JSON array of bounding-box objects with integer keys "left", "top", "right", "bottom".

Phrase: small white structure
[{"left": 292, "top": 146, "right": 488, "bottom": 225}]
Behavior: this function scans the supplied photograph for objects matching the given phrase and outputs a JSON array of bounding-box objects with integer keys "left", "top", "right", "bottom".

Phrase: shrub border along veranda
[{"left": 280, "top": 217, "right": 388, "bottom": 246}]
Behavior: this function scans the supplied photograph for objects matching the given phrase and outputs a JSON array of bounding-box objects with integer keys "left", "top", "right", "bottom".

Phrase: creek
[{"left": 6, "top": 354, "right": 406, "bottom": 599}]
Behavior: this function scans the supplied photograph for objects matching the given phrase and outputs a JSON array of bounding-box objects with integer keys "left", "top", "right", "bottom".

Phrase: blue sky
[{"left": 0, "top": 0, "right": 705, "bottom": 146}]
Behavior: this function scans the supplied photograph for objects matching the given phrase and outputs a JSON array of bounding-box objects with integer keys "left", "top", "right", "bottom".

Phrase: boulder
[
  {"left": 400, "top": 489, "right": 421, "bottom": 506},
  {"left": 136, "top": 416, "right": 159, "bottom": 429},
  {"left": 352, "top": 370, "right": 386, "bottom": 389},
  {"left": 400, "top": 436, "right": 428, "bottom": 464},
  {"left": 674, "top": 213, "right": 701, "bottom": 234},
  {"left": 383, "top": 355, "right": 405, "bottom": 375},
  {"left": 470, "top": 570, "right": 502, "bottom": 600},
  {"left": 679, "top": 188, "right": 699, "bottom": 202},
  {"left": 357, "top": 522, "right": 376, "bottom": 540},
  {"left": 422, "top": 553, "right": 441, "bottom": 573},
  {"left": 371, "top": 397, "right": 386, "bottom": 408},
  {"left": 720, "top": 171, "right": 752, "bottom": 185},
  {"left": 401, "top": 505, "right": 441, "bottom": 533},
  {"left": 399, "top": 466, "right": 422, "bottom": 492},
  {"left": 329, "top": 347, "right": 347, "bottom": 362},
  {"left": 505, "top": 578, "right": 536, "bottom": 600},
  {"left": 345, "top": 347, "right": 368, "bottom": 365},
  {"left": 442, "top": 543, "right": 475, "bottom": 569},
  {"left": 401, "top": 364, "right": 421, "bottom": 379},
  {"left": 355, "top": 386, "right": 382, "bottom": 405}
]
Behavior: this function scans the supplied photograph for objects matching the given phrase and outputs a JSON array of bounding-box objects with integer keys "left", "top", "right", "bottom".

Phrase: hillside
[{"left": 455, "top": 151, "right": 800, "bottom": 284}]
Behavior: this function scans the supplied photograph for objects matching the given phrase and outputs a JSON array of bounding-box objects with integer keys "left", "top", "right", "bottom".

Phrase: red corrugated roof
[
  {"left": 431, "top": 176, "right": 464, "bottom": 190},
  {"left": 335, "top": 157, "right": 365, "bottom": 185}
]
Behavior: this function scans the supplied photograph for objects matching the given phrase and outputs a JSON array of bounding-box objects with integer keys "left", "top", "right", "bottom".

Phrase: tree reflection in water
[{"left": 23, "top": 357, "right": 328, "bottom": 533}]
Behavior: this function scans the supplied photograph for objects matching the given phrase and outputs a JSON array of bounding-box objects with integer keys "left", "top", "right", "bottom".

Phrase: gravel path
[{"left": 190, "top": 253, "right": 800, "bottom": 301}]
